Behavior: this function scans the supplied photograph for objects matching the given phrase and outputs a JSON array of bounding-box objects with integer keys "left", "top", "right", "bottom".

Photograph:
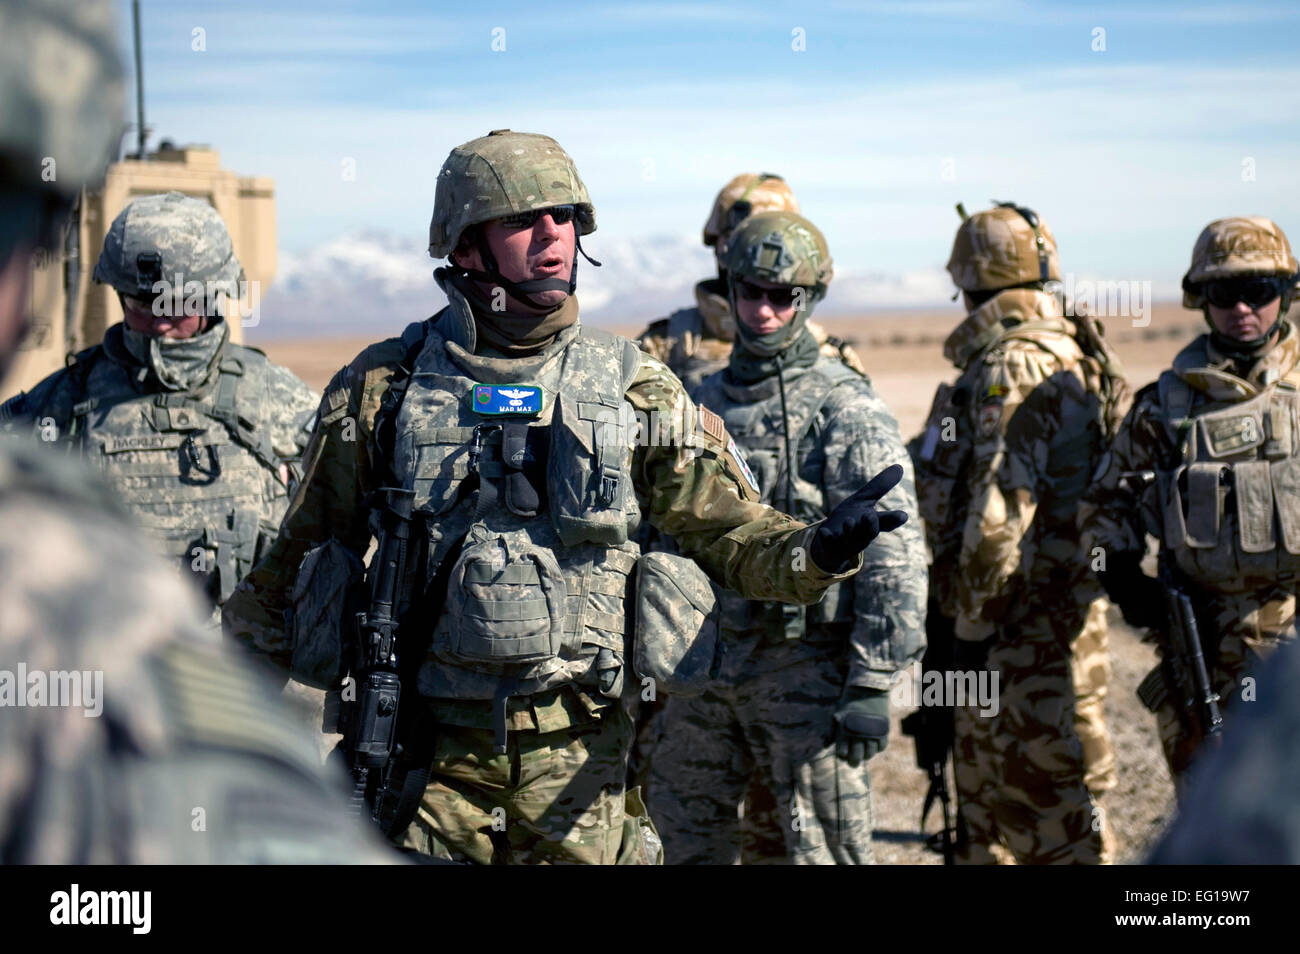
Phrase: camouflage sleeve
[
  {"left": 820, "top": 385, "right": 927, "bottom": 689},
  {"left": 627, "top": 351, "right": 858, "bottom": 604},
  {"left": 1079, "top": 386, "right": 1165, "bottom": 559},
  {"left": 635, "top": 318, "right": 672, "bottom": 365},
  {"left": 0, "top": 461, "right": 395, "bottom": 863},
  {"left": 223, "top": 341, "right": 403, "bottom": 666},
  {"left": 264, "top": 363, "right": 320, "bottom": 463},
  {"left": 954, "top": 345, "right": 1059, "bottom": 639}
]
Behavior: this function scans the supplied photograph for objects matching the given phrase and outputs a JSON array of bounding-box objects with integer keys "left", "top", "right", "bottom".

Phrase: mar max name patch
[{"left": 472, "top": 383, "right": 543, "bottom": 416}]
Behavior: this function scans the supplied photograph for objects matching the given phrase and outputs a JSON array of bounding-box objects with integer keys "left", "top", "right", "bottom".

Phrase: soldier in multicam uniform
[
  {"left": 636, "top": 172, "right": 866, "bottom": 393},
  {"left": 223, "top": 129, "right": 909, "bottom": 865},
  {"left": 1, "top": 192, "right": 318, "bottom": 619},
  {"left": 1080, "top": 216, "right": 1300, "bottom": 785},
  {"left": 645, "top": 211, "right": 926, "bottom": 864},
  {"left": 911, "top": 203, "right": 1128, "bottom": 864},
  {"left": 0, "top": 0, "right": 392, "bottom": 863}
]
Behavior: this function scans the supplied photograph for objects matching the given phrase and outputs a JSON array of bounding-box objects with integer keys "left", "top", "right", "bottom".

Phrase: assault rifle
[
  {"left": 900, "top": 603, "right": 959, "bottom": 865},
  {"left": 1120, "top": 470, "right": 1224, "bottom": 746},
  {"left": 340, "top": 486, "right": 415, "bottom": 824},
  {"left": 1151, "top": 558, "right": 1225, "bottom": 744}
]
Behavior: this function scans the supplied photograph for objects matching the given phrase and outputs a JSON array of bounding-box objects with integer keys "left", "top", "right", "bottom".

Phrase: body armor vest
[
  {"left": 694, "top": 358, "right": 860, "bottom": 638},
  {"left": 61, "top": 341, "right": 288, "bottom": 606},
  {"left": 390, "top": 322, "right": 643, "bottom": 700},
  {"left": 1154, "top": 364, "right": 1300, "bottom": 594}
]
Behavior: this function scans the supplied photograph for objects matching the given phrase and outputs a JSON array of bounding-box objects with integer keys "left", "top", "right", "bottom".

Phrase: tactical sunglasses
[
  {"left": 498, "top": 205, "right": 577, "bottom": 230},
  {"left": 736, "top": 279, "right": 804, "bottom": 308},
  {"left": 1203, "top": 276, "right": 1288, "bottom": 309}
]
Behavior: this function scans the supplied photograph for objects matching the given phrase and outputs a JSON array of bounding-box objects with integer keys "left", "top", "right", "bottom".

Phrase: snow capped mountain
[{"left": 254, "top": 230, "right": 956, "bottom": 339}]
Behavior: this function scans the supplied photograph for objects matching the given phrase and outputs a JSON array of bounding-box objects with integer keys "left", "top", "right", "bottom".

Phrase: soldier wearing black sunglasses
[{"left": 1082, "top": 216, "right": 1300, "bottom": 785}]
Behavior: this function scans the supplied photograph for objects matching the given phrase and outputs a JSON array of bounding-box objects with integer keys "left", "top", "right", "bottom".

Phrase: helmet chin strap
[{"left": 452, "top": 233, "right": 602, "bottom": 312}]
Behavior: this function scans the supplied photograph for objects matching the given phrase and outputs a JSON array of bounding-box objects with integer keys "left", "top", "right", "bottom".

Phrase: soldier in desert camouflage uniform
[
  {"left": 0, "top": 0, "right": 392, "bottom": 864},
  {"left": 1081, "top": 217, "right": 1300, "bottom": 785},
  {"left": 223, "top": 129, "right": 909, "bottom": 865},
  {"left": 1, "top": 192, "right": 318, "bottom": 618},
  {"left": 911, "top": 203, "right": 1128, "bottom": 864},
  {"left": 636, "top": 173, "right": 866, "bottom": 393},
  {"left": 645, "top": 211, "right": 926, "bottom": 864}
]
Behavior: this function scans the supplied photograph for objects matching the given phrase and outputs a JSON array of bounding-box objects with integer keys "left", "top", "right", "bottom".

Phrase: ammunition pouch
[
  {"left": 633, "top": 551, "right": 723, "bottom": 696},
  {"left": 289, "top": 538, "right": 365, "bottom": 689}
]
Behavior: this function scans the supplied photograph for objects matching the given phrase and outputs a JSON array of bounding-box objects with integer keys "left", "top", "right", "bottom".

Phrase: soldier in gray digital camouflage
[
  {"left": 912, "top": 203, "right": 1129, "bottom": 864},
  {"left": 223, "top": 128, "right": 910, "bottom": 865},
  {"left": 0, "top": 0, "right": 393, "bottom": 863},
  {"left": 1, "top": 191, "right": 319, "bottom": 619},
  {"left": 636, "top": 173, "right": 866, "bottom": 393},
  {"left": 1081, "top": 216, "right": 1300, "bottom": 786},
  {"left": 644, "top": 211, "right": 926, "bottom": 864}
]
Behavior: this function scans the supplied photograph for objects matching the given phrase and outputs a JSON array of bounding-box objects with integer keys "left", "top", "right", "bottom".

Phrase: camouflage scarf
[
  {"left": 456, "top": 277, "right": 579, "bottom": 357},
  {"left": 727, "top": 323, "right": 820, "bottom": 385},
  {"left": 943, "top": 288, "right": 1065, "bottom": 369},
  {"left": 121, "top": 318, "right": 227, "bottom": 392}
]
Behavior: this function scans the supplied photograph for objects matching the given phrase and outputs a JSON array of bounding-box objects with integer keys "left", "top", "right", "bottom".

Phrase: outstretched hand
[{"left": 810, "top": 464, "right": 909, "bottom": 573}]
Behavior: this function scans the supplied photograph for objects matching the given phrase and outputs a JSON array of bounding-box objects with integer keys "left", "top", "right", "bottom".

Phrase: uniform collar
[
  {"left": 942, "top": 288, "right": 1071, "bottom": 369},
  {"left": 1176, "top": 322, "right": 1300, "bottom": 400}
]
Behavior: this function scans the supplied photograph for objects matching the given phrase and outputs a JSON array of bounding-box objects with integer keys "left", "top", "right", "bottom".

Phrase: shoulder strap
[
  {"left": 373, "top": 318, "right": 435, "bottom": 481},
  {"left": 1156, "top": 369, "right": 1196, "bottom": 450}
]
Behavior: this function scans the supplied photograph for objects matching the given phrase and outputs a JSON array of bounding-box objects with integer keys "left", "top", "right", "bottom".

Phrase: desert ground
[{"left": 260, "top": 302, "right": 1202, "bottom": 864}]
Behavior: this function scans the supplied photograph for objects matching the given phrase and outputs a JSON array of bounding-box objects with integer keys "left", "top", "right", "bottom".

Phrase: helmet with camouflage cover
[
  {"left": 946, "top": 202, "right": 1061, "bottom": 294},
  {"left": 93, "top": 192, "right": 244, "bottom": 314},
  {"left": 725, "top": 210, "right": 833, "bottom": 358},
  {"left": 703, "top": 172, "right": 800, "bottom": 255},
  {"left": 0, "top": 0, "right": 125, "bottom": 253},
  {"left": 429, "top": 129, "right": 597, "bottom": 309},
  {"left": 1181, "top": 216, "right": 1299, "bottom": 308},
  {"left": 428, "top": 129, "right": 595, "bottom": 259},
  {"left": 725, "top": 210, "right": 833, "bottom": 299}
]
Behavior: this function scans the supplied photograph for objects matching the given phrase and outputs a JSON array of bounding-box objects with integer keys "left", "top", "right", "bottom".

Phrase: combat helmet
[
  {"left": 0, "top": 0, "right": 125, "bottom": 254},
  {"left": 93, "top": 192, "right": 244, "bottom": 317},
  {"left": 947, "top": 202, "right": 1061, "bottom": 295},
  {"left": 428, "top": 129, "right": 597, "bottom": 309},
  {"left": 724, "top": 210, "right": 833, "bottom": 357},
  {"left": 1182, "top": 217, "right": 1298, "bottom": 306},
  {"left": 703, "top": 172, "right": 800, "bottom": 258}
]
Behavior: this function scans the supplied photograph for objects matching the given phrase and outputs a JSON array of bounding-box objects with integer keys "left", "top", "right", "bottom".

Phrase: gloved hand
[
  {"left": 833, "top": 686, "right": 891, "bottom": 766},
  {"left": 1096, "top": 551, "right": 1164, "bottom": 630},
  {"left": 810, "top": 464, "right": 909, "bottom": 573}
]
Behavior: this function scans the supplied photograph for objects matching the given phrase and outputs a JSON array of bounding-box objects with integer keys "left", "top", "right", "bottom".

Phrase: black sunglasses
[
  {"left": 736, "top": 279, "right": 804, "bottom": 308},
  {"left": 498, "top": 204, "right": 577, "bottom": 230},
  {"left": 1203, "top": 276, "right": 1287, "bottom": 309}
]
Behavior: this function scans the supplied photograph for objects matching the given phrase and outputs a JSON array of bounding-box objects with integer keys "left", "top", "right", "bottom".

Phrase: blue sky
[{"left": 122, "top": 0, "right": 1300, "bottom": 303}]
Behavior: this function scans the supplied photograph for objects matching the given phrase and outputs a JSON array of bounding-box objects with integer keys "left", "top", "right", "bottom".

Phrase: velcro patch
[
  {"left": 986, "top": 383, "right": 1010, "bottom": 400},
  {"left": 472, "top": 383, "right": 543, "bottom": 416},
  {"left": 698, "top": 405, "right": 725, "bottom": 442},
  {"left": 978, "top": 404, "right": 1001, "bottom": 438},
  {"left": 728, "top": 437, "right": 761, "bottom": 494}
]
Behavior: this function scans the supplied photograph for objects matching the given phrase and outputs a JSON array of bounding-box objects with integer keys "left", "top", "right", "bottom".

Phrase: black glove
[
  {"left": 833, "top": 686, "right": 891, "bottom": 766},
  {"left": 810, "top": 464, "right": 909, "bottom": 573},
  {"left": 1096, "top": 551, "right": 1164, "bottom": 629}
]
